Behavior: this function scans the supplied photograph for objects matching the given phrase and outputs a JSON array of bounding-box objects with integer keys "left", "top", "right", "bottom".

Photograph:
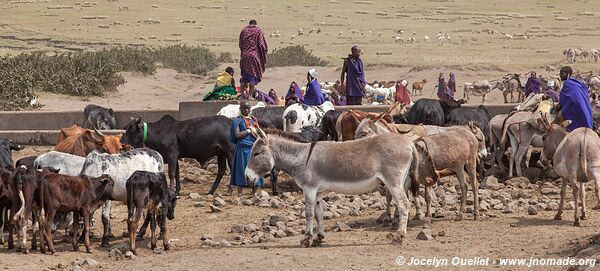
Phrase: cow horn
[{"left": 93, "top": 128, "right": 104, "bottom": 137}]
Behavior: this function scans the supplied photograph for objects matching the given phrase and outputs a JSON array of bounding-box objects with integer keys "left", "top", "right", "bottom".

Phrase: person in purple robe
[
  {"left": 331, "top": 90, "right": 346, "bottom": 106},
  {"left": 437, "top": 72, "right": 454, "bottom": 101},
  {"left": 543, "top": 80, "right": 560, "bottom": 102},
  {"left": 251, "top": 89, "right": 276, "bottom": 105},
  {"left": 558, "top": 66, "right": 593, "bottom": 131},
  {"left": 524, "top": 72, "right": 541, "bottom": 97},
  {"left": 448, "top": 72, "right": 457, "bottom": 96},
  {"left": 340, "top": 46, "right": 365, "bottom": 105},
  {"left": 285, "top": 81, "right": 304, "bottom": 106},
  {"left": 304, "top": 68, "right": 325, "bottom": 106}
]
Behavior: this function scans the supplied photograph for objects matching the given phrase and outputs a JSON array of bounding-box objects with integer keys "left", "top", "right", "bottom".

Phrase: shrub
[
  {"left": 218, "top": 51, "right": 235, "bottom": 63},
  {"left": 98, "top": 47, "right": 156, "bottom": 75},
  {"left": 154, "top": 44, "right": 218, "bottom": 75},
  {"left": 267, "top": 45, "right": 328, "bottom": 68}
]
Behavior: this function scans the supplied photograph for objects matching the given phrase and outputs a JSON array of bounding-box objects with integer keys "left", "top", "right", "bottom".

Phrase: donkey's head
[
  {"left": 467, "top": 122, "right": 488, "bottom": 159},
  {"left": 245, "top": 128, "right": 275, "bottom": 186}
]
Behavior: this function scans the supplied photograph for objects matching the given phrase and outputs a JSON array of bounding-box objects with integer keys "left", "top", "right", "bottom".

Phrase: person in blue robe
[
  {"left": 304, "top": 68, "right": 325, "bottom": 106},
  {"left": 559, "top": 66, "right": 593, "bottom": 131}
]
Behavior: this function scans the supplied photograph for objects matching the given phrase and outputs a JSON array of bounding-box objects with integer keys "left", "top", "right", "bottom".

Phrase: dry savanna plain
[{"left": 2, "top": 0, "right": 600, "bottom": 270}]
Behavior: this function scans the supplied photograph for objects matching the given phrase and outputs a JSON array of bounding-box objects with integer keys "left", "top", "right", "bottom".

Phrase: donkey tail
[{"left": 579, "top": 129, "right": 589, "bottom": 182}]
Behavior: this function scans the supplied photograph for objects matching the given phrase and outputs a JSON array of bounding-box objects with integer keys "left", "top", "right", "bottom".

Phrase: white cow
[
  {"left": 79, "top": 148, "right": 164, "bottom": 247},
  {"left": 34, "top": 151, "right": 86, "bottom": 176},
  {"left": 283, "top": 101, "right": 334, "bottom": 133},
  {"left": 217, "top": 102, "right": 266, "bottom": 119}
]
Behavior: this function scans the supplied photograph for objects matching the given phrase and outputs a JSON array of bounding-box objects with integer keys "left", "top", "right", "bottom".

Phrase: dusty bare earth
[
  {"left": 2, "top": 0, "right": 600, "bottom": 270},
  {"left": 1, "top": 147, "right": 600, "bottom": 271}
]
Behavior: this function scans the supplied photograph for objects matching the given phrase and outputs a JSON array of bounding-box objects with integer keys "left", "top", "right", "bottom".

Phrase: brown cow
[
  {"left": 8, "top": 165, "right": 58, "bottom": 253},
  {"left": 335, "top": 104, "right": 405, "bottom": 141},
  {"left": 412, "top": 79, "right": 428, "bottom": 96},
  {"left": 55, "top": 125, "right": 126, "bottom": 157},
  {"left": 39, "top": 173, "right": 114, "bottom": 254}
]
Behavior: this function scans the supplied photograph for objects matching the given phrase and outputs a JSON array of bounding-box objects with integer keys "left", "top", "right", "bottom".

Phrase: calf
[
  {"left": 39, "top": 173, "right": 114, "bottom": 254},
  {"left": 15, "top": 156, "right": 37, "bottom": 169},
  {"left": 0, "top": 168, "right": 13, "bottom": 244},
  {"left": 126, "top": 171, "right": 176, "bottom": 254},
  {"left": 8, "top": 165, "right": 58, "bottom": 253},
  {"left": 83, "top": 104, "right": 117, "bottom": 130},
  {"left": 79, "top": 148, "right": 163, "bottom": 247},
  {"left": 283, "top": 102, "right": 334, "bottom": 133}
]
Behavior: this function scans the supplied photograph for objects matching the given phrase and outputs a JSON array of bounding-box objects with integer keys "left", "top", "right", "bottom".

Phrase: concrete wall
[
  {"left": 0, "top": 101, "right": 517, "bottom": 145},
  {"left": 0, "top": 110, "right": 178, "bottom": 130}
]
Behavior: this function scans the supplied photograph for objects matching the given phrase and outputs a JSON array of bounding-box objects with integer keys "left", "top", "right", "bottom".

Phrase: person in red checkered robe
[{"left": 239, "top": 19, "right": 268, "bottom": 99}]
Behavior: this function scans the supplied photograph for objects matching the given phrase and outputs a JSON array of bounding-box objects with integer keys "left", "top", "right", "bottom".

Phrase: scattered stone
[
  {"left": 243, "top": 199, "right": 254, "bottom": 206},
  {"left": 220, "top": 239, "right": 232, "bottom": 247},
  {"left": 271, "top": 200, "right": 281, "bottom": 209},
  {"left": 231, "top": 224, "right": 245, "bottom": 233},
  {"left": 258, "top": 190, "right": 270, "bottom": 199},
  {"left": 275, "top": 221, "right": 287, "bottom": 231},
  {"left": 433, "top": 209, "right": 446, "bottom": 218},
  {"left": 437, "top": 230, "right": 445, "bottom": 237},
  {"left": 209, "top": 204, "right": 222, "bottom": 213},
  {"left": 245, "top": 224, "right": 258, "bottom": 232},
  {"left": 541, "top": 187, "right": 559, "bottom": 195},
  {"left": 323, "top": 211, "right": 334, "bottom": 219},
  {"left": 194, "top": 201, "right": 206, "bottom": 208},
  {"left": 546, "top": 202, "right": 559, "bottom": 211},
  {"left": 231, "top": 197, "right": 242, "bottom": 205},
  {"left": 201, "top": 234, "right": 214, "bottom": 241},
  {"left": 481, "top": 176, "right": 503, "bottom": 190},
  {"left": 188, "top": 193, "right": 201, "bottom": 200},
  {"left": 506, "top": 177, "right": 530, "bottom": 188},
  {"left": 202, "top": 239, "right": 215, "bottom": 247},
  {"left": 274, "top": 229, "right": 287, "bottom": 238},
  {"left": 82, "top": 258, "right": 98, "bottom": 267},
  {"left": 566, "top": 201, "right": 575, "bottom": 210},
  {"left": 269, "top": 215, "right": 289, "bottom": 226},
  {"left": 333, "top": 222, "right": 352, "bottom": 232},
  {"left": 213, "top": 197, "right": 226, "bottom": 206},
  {"left": 416, "top": 229, "right": 434, "bottom": 241},
  {"left": 285, "top": 228, "right": 299, "bottom": 236},
  {"left": 153, "top": 247, "right": 164, "bottom": 254},
  {"left": 535, "top": 203, "right": 547, "bottom": 211},
  {"left": 250, "top": 234, "right": 260, "bottom": 243},
  {"left": 109, "top": 242, "right": 129, "bottom": 253},
  {"left": 124, "top": 251, "right": 136, "bottom": 260},
  {"left": 109, "top": 248, "right": 124, "bottom": 261},
  {"left": 528, "top": 205, "right": 538, "bottom": 215}
]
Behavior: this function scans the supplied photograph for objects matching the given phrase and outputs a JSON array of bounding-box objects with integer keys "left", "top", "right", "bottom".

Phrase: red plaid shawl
[{"left": 239, "top": 25, "right": 268, "bottom": 79}]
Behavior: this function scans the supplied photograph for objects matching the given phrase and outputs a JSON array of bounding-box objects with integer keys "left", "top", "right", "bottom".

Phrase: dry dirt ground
[{"left": 1, "top": 147, "right": 600, "bottom": 271}]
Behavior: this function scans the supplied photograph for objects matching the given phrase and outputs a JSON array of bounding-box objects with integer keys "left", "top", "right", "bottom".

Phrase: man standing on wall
[
  {"left": 340, "top": 46, "right": 366, "bottom": 105},
  {"left": 239, "top": 19, "right": 268, "bottom": 99}
]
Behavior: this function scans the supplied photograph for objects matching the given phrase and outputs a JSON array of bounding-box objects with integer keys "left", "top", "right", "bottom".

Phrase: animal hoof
[
  {"left": 580, "top": 214, "right": 589, "bottom": 220},
  {"left": 300, "top": 237, "right": 312, "bottom": 248},
  {"left": 86, "top": 248, "right": 94, "bottom": 254},
  {"left": 311, "top": 235, "right": 325, "bottom": 247},
  {"left": 164, "top": 245, "right": 170, "bottom": 251},
  {"left": 386, "top": 233, "right": 403, "bottom": 245},
  {"left": 553, "top": 214, "right": 562, "bottom": 221}
]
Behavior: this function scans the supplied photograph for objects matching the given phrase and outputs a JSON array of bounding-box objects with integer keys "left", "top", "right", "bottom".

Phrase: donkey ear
[
  {"left": 258, "top": 127, "right": 267, "bottom": 139},
  {"left": 560, "top": 120, "right": 572, "bottom": 129}
]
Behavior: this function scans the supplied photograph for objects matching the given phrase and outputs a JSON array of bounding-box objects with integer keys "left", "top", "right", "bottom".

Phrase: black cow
[
  {"left": 0, "top": 139, "right": 23, "bottom": 169},
  {"left": 320, "top": 110, "right": 342, "bottom": 141},
  {"left": 126, "top": 171, "right": 176, "bottom": 254},
  {"left": 291, "top": 126, "right": 327, "bottom": 142},
  {"left": 446, "top": 105, "right": 491, "bottom": 144},
  {"left": 83, "top": 104, "right": 117, "bottom": 130},
  {"left": 0, "top": 167, "right": 13, "bottom": 245},
  {"left": 399, "top": 99, "right": 445, "bottom": 126},
  {"left": 252, "top": 107, "right": 286, "bottom": 130},
  {"left": 15, "top": 156, "right": 37, "bottom": 169},
  {"left": 439, "top": 99, "right": 464, "bottom": 119},
  {"left": 121, "top": 115, "right": 234, "bottom": 195}
]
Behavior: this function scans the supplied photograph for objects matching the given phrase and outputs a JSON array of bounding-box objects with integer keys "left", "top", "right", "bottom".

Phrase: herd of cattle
[{"left": 1, "top": 96, "right": 600, "bottom": 252}]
